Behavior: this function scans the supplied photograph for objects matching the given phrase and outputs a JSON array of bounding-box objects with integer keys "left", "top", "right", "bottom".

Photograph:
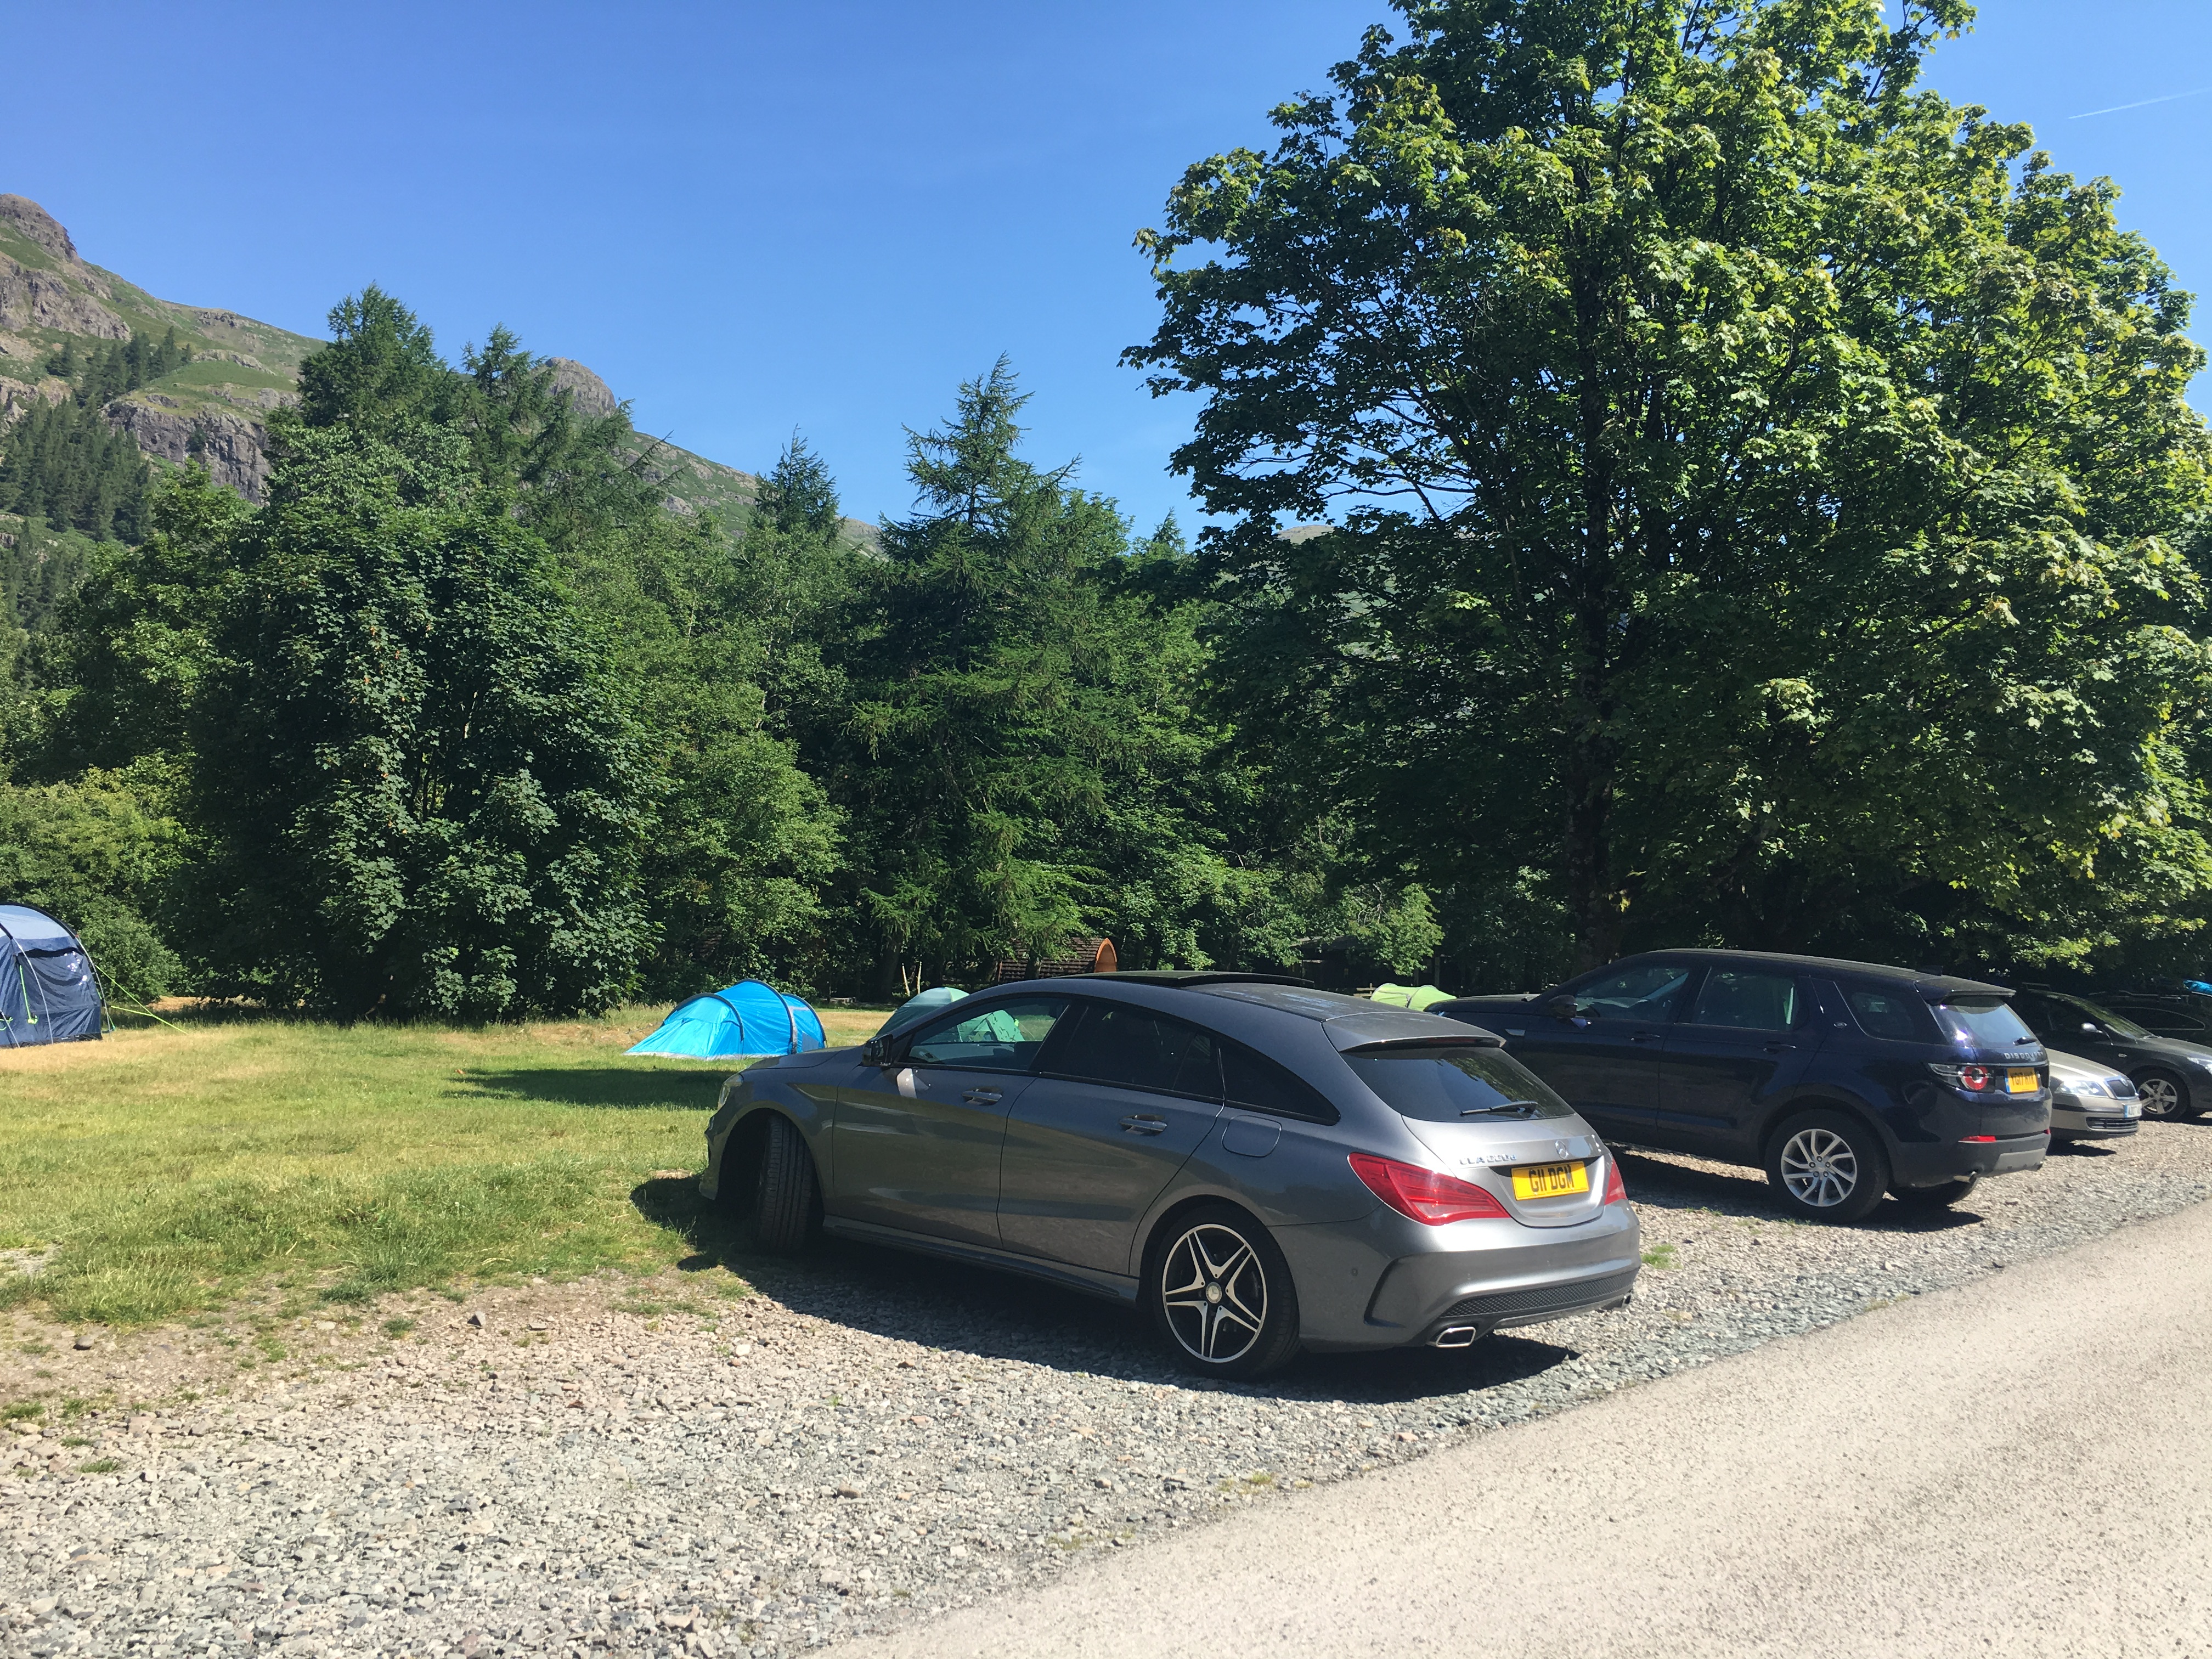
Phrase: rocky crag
[
  {"left": 1, "top": 195, "right": 865, "bottom": 536},
  {"left": 0, "top": 195, "right": 317, "bottom": 501}
]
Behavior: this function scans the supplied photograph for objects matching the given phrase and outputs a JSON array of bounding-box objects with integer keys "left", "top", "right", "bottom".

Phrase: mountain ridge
[{"left": 0, "top": 195, "right": 851, "bottom": 535}]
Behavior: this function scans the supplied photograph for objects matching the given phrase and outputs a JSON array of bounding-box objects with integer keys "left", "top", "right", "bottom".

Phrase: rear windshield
[
  {"left": 1344, "top": 1046, "right": 1575, "bottom": 1122},
  {"left": 1931, "top": 998, "right": 2038, "bottom": 1049}
]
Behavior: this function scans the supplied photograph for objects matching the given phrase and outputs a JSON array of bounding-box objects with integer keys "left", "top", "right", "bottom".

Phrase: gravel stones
[{"left": 3, "top": 1121, "right": 2207, "bottom": 1656}]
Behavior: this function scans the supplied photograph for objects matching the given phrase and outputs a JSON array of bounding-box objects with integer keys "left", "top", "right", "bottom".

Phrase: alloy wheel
[
  {"left": 1159, "top": 1222, "right": 1268, "bottom": 1365},
  {"left": 1779, "top": 1126, "right": 1859, "bottom": 1209},
  {"left": 2137, "top": 1073, "right": 2185, "bottom": 1119}
]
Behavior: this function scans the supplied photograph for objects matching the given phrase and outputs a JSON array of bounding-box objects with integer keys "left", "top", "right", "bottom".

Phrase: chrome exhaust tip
[{"left": 1430, "top": 1325, "right": 1478, "bottom": 1349}]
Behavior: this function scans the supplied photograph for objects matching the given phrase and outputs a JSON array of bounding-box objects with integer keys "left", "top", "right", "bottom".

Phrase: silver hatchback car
[
  {"left": 700, "top": 974, "right": 1640, "bottom": 1378},
  {"left": 2045, "top": 1047, "right": 2142, "bottom": 1144}
]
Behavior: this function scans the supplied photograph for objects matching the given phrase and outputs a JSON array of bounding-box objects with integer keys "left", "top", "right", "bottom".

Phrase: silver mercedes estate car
[{"left": 700, "top": 973, "right": 1640, "bottom": 1378}]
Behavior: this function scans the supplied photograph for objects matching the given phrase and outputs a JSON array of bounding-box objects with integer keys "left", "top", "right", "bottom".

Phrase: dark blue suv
[{"left": 1435, "top": 950, "right": 2050, "bottom": 1222}]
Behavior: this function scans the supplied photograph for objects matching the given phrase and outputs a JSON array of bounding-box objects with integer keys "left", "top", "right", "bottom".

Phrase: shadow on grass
[
  {"left": 461, "top": 1068, "right": 727, "bottom": 1110},
  {"left": 625, "top": 1175, "right": 1573, "bottom": 1407},
  {"left": 1613, "top": 1147, "right": 1989, "bottom": 1232}
]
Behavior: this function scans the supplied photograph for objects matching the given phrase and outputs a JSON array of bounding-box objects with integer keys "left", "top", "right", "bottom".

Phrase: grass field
[{"left": 0, "top": 1003, "right": 891, "bottom": 1330}]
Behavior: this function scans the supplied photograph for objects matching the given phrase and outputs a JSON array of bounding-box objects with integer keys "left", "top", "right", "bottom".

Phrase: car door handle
[
  {"left": 1630, "top": 1032, "right": 1661, "bottom": 1043},
  {"left": 1120, "top": 1114, "right": 1169, "bottom": 1136},
  {"left": 1763, "top": 1042, "right": 1797, "bottom": 1054},
  {"left": 962, "top": 1088, "right": 1004, "bottom": 1105}
]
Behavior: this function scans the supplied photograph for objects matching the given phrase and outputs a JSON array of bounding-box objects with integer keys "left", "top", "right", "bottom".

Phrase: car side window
[
  {"left": 1688, "top": 970, "right": 1799, "bottom": 1032},
  {"left": 905, "top": 996, "right": 1071, "bottom": 1073},
  {"left": 1574, "top": 963, "right": 1691, "bottom": 1020},
  {"left": 1048, "top": 1003, "right": 1222, "bottom": 1099},
  {"left": 1220, "top": 1039, "right": 1339, "bottom": 1125},
  {"left": 1846, "top": 987, "right": 1930, "bottom": 1042}
]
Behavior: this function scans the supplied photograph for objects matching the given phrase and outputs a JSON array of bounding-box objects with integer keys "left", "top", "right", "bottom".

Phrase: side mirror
[
  {"left": 1543, "top": 992, "right": 1580, "bottom": 1021},
  {"left": 862, "top": 1036, "right": 890, "bottom": 1066},
  {"left": 2080, "top": 1022, "right": 2101, "bottom": 1035}
]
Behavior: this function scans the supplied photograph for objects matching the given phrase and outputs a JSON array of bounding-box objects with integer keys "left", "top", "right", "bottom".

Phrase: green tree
[
  {"left": 833, "top": 363, "right": 1338, "bottom": 988},
  {"left": 556, "top": 441, "right": 847, "bottom": 1000},
  {"left": 189, "top": 295, "right": 653, "bottom": 1018},
  {"left": 0, "top": 769, "right": 183, "bottom": 1000},
  {"left": 1129, "top": 0, "right": 2212, "bottom": 972},
  {"left": 32, "top": 467, "right": 252, "bottom": 777}
]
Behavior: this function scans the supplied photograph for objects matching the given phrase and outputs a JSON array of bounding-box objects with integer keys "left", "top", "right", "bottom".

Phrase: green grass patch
[
  {"left": 1641, "top": 1244, "right": 1681, "bottom": 1270},
  {"left": 0, "top": 1008, "right": 765, "bottom": 1327},
  {"left": 77, "top": 1458, "right": 123, "bottom": 1475}
]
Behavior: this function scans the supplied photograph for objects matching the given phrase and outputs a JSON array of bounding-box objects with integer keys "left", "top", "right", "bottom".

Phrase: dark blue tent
[
  {"left": 0, "top": 904, "right": 104, "bottom": 1046},
  {"left": 625, "top": 980, "right": 826, "bottom": 1059}
]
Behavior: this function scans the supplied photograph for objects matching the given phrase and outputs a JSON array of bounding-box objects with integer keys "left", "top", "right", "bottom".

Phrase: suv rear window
[
  {"left": 1345, "top": 1046, "right": 1574, "bottom": 1122},
  {"left": 1931, "top": 998, "right": 2038, "bottom": 1049}
]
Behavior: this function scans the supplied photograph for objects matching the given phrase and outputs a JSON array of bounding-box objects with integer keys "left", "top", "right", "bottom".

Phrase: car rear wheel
[
  {"left": 1765, "top": 1109, "right": 1891, "bottom": 1223},
  {"left": 2132, "top": 1068, "right": 2194, "bottom": 1120},
  {"left": 1891, "top": 1173, "right": 1979, "bottom": 1210},
  {"left": 1145, "top": 1203, "right": 1301, "bottom": 1380},
  {"left": 752, "top": 1114, "right": 822, "bottom": 1255}
]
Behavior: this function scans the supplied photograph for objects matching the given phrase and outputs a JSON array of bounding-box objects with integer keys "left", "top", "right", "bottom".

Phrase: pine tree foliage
[{"left": 0, "top": 327, "right": 191, "bottom": 542}]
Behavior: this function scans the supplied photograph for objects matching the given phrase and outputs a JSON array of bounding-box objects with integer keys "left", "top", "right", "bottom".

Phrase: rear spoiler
[{"left": 1336, "top": 1031, "right": 1506, "bottom": 1054}]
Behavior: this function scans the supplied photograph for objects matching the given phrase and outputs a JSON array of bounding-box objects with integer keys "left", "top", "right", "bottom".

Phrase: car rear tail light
[
  {"left": 1349, "top": 1154, "right": 1510, "bottom": 1224},
  {"left": 1960, "top": 1135, "right": 1996, "bottom": 1143},
  {"left": 1929, "top": 1063, "right": 1993, "bottom": 1092},
  {"left": 1602, "top": 1156, "right": 1627, "bottom": 1204}
]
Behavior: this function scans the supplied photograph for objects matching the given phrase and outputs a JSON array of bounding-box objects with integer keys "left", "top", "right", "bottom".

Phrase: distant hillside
[{"left": 0, "top": 194, "right": 871, "bottom": 540}]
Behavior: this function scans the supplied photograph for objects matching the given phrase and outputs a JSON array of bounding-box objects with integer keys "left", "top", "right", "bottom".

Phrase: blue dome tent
[
  {"left": 626, "top": 980, "right": 826, "bottom": 1059},
  {"left": 0, "top": 903, "right": 105, "bottom": 1046}
]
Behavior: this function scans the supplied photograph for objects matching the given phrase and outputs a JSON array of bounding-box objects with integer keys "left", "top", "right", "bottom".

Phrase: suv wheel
[
  {"left": 1765, "top": 1109, "right": 1891, "bottom": 1223},
  {"left": 752, "top": 1114, "right": 822, "bottom": 1254},
  {"left": 2132, "top": 1068, "right": 2194, "bottom": 1120},
  {"left": 1145, "top": 1203, "right": 1302, "bottom": 1380}
]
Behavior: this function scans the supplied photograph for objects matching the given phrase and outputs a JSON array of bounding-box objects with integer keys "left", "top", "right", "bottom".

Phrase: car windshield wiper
[{"left": 1461, "top": 1101, "right": 1542, "bottom": 1117}]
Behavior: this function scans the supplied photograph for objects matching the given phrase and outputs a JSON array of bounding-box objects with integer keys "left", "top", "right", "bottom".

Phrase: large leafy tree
[
  {"left": 1129, "top": 0, "right": 2212, "bottom": 973},
  {"left": 188, "top": 295, "right": 653, "bottom": 1018}
]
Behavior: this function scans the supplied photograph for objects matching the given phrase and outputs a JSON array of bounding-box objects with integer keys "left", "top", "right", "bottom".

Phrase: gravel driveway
[{"left": 7, "top": 1120, "right": 2209, "bottom": 1658}]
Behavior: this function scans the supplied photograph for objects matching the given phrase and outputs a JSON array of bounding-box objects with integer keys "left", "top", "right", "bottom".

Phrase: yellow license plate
[
  {"left": 2006, "top": 1070, "right": 2039, "bottom": 1094},
  {"left": 1510, "top": 1161, "right": 1589, "bottom": 1200}
]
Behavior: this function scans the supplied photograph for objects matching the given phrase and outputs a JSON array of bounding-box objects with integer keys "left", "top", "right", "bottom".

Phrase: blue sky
[{"left": 3, "top": 2, "right": 2207, "bottom": 534}]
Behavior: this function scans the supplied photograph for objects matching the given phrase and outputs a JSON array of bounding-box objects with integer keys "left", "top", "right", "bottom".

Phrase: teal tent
[
  {"left": 882, "top": 985, "right": 968, "bottom": 1036},
  {"left": 626, "top": 980, "right": 825, "bottom": 1058}
]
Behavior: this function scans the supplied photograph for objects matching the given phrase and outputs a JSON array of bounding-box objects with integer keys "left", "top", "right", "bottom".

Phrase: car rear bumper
[
  {"left": 1893, "top": 1131, "right": 2048, "bottom": 1186},
  {"left": 1278, "top": 1203, "right": 1641, "bottom": 1353}
]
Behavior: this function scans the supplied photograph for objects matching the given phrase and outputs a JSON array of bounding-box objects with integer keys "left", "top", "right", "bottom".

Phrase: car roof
[
  {"left": 1618, "top": 948, "right": 2015, "bottom": 1001},
  {"left": 975, "top": 975, "right": 1503, "bottom": 1046}
]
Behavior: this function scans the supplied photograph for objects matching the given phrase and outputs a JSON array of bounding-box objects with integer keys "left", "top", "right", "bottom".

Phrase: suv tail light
[
  {"left": 1349, "top": 1154, "right": 1510, "bottom": 1224},
  {"left": 1929, "top": 1063, "right": 1993, "bottom": 1092},
  {"left": 1602, "top": 1156, "right": 1627, "bottom": 1204}
]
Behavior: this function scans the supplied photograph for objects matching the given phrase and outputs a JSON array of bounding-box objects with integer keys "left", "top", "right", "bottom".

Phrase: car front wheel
[
  {"left": 1145, "top": 1203, "right": 1302, "bottom": 1380},
  {"left": 752, "top": 1114, "right": 822, "bottom": 1254},
  {"left": 2132, "top": 1068, "right": 2194, "bottom": 1120},
  {"left": 1765, "top": 1109, "right": 1892, "bottom": 1223}
]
